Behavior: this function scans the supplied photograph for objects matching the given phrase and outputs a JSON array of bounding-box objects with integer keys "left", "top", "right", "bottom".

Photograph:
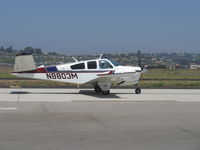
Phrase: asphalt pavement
[{"left": 0, "top": 88, "right": 200, "bottom": 150}]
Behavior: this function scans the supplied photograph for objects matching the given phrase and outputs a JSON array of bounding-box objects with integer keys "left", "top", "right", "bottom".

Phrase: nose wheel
[{"left": 135, "top": 88, "right": 141, "bottom": 94}]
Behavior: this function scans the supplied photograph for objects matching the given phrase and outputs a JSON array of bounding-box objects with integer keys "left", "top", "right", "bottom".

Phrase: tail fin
[{"left": 13, "top": 53, "right": 36, "bottom": 72}]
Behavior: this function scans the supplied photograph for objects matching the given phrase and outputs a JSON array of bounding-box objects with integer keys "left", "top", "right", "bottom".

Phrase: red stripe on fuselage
[
  {"left": 36, "top": 67, "right": 47, "bottom": 73},
  {"left": 12, "top": 67, "right": 47, "bottom": 73}
]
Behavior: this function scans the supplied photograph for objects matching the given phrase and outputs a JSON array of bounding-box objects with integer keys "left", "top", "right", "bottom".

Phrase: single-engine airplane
[{"left": 12, "top": 53, "right": 143, "bottom": 95}]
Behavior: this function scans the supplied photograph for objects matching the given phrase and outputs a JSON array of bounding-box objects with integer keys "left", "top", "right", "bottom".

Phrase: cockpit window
[
  {"left": 87, "top": 61, "right": 97, "bottom": 69},
  {"left": 99, "top": 60, "right": 113, "bottom": 69},
  {"left": 71, "top": 63, "right": 85, "bottom": 70},
  {"left": 109, "top": 59, "right": 121, "bottom": 66}
]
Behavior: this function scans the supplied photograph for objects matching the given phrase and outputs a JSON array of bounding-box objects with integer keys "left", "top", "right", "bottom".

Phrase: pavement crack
[
  {"left": 176, "top": 126, "right": 200, "bottom": 139},
  {"left": 86, "top": 113, "right": 109, "bottom": 129}
]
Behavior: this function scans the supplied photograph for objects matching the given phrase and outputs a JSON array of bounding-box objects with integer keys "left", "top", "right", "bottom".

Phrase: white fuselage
[{"left": 12, "top": 59, "right": 141, "bottom": 86}]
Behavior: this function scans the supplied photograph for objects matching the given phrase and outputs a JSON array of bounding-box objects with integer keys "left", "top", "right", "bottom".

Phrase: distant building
[
  {"left": 169, "top": 64, "right": 180, "bottom": 69},
  {"left": 190, "top": 64, "right": 200, "bottom": 69},
  {"left": 169, "top": 65, "right": 176, "bottom": 70}
]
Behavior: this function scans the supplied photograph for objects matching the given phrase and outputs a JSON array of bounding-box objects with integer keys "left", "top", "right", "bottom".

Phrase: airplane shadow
[
  {"left": 10, "top": 90, "right": 122, "bottom": 99},
  {"left": 79, "top": 90, "right": 120, "bottom": 98}
]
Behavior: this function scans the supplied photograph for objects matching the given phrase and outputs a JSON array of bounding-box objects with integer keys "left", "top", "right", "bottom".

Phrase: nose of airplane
[
  {"left": 133, "top": 66, "right": 142, "bottom": 72},
  {"left": 114, "top": 66, "right": 141, "bottom": 74}
]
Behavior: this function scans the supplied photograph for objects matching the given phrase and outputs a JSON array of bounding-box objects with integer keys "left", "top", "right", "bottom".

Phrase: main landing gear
[
  {"left": 94, "top": 85, "right": 110, "bottom": 95},
  {"left": 102, "top": 90, "right": 110, "bottom": 95}
]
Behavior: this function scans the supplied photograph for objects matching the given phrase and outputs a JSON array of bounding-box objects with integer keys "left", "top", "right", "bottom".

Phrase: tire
[
  {"left": 102, "top": 90, "right": 110, "bottom": 95},
  {"left": 135, "top": 88, "right": 141, "bottom": 94}
]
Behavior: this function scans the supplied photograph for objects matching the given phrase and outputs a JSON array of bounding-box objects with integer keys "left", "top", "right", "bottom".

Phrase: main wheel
[
  {"left": 135, "top": 88, "right": 141, "bottom": 94},
  {"left": 94, "top": 86, "right": 102, "bottom": 93},
  {"left": 102, "top": 90, "right": 110, "bottom": 95}
]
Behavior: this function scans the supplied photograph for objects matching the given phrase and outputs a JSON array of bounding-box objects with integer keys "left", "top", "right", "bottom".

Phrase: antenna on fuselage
[
  {"left": 72, "top": 56, "right": 78, "bottom": 62},
  {"left": 99, "top": 54, "right": 103, "bottom": 59}
]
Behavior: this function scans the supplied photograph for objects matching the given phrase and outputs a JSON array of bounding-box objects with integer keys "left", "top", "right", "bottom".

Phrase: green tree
[
  {"left": 0, "top": 46, "right": 5, "bottom": 52},
  {"left": 23, "top": 46, "right": 34, "bottom": 54},
  {"left": 6, "top": 46, "right": 14, "bottom": 53}
]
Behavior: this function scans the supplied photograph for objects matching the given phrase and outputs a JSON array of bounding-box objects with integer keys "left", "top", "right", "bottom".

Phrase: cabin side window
[
  {"left": 99, "top": 60, "right": 113, "bottom": 69},
  {"left": 71, "top": 63, "right": 85, "bottom": 70},
  {"left": 87, "top": 61, "right": 97, "bottom": 69}
]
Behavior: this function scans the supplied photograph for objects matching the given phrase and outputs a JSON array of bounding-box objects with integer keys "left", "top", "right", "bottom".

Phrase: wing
[{"left": 85, "top": 71, "right": 139, "bottom": 86}]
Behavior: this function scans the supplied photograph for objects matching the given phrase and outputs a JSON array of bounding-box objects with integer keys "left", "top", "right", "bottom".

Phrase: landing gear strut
[{"left": 135, "top": 87, "right": 141, "bottom": 94}]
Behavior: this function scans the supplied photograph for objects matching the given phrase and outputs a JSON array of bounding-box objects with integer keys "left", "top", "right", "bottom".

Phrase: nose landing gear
[{"left": 135, "top": 87, "right": 141, "bottom": 94}]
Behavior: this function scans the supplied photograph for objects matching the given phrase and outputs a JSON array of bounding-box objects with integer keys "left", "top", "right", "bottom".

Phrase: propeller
[{"left": 137, "top": 50, "right": 147, "bottom": 73}]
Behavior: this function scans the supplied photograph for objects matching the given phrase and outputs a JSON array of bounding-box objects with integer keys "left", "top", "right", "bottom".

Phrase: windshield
[
  {"left": 99, "top": 60, "right": 113, "bottom": 69},
  {"left": 109, "top": 59, "right": 121, "bottom": 66}
]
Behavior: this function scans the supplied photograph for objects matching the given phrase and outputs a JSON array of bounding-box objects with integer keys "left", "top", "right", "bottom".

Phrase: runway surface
[
  {"left": 0, "top": 88, "right": 200, "bottom": 102},
  {"left": 0, "top": 88, "right": 200, "bottom": 150}
]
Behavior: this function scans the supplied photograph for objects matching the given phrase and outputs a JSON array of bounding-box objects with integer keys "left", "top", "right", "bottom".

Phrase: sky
[{"left": 0, "top": 0, "right": 200, "bottom": 54}]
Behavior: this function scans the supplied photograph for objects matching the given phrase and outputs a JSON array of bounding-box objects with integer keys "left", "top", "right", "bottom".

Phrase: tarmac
[
  {"left": 0, "top": 88, "right": 200, "bottom": 150},
  {"left": 0, "top": 88, "right": 200, "bottom": 102}
]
